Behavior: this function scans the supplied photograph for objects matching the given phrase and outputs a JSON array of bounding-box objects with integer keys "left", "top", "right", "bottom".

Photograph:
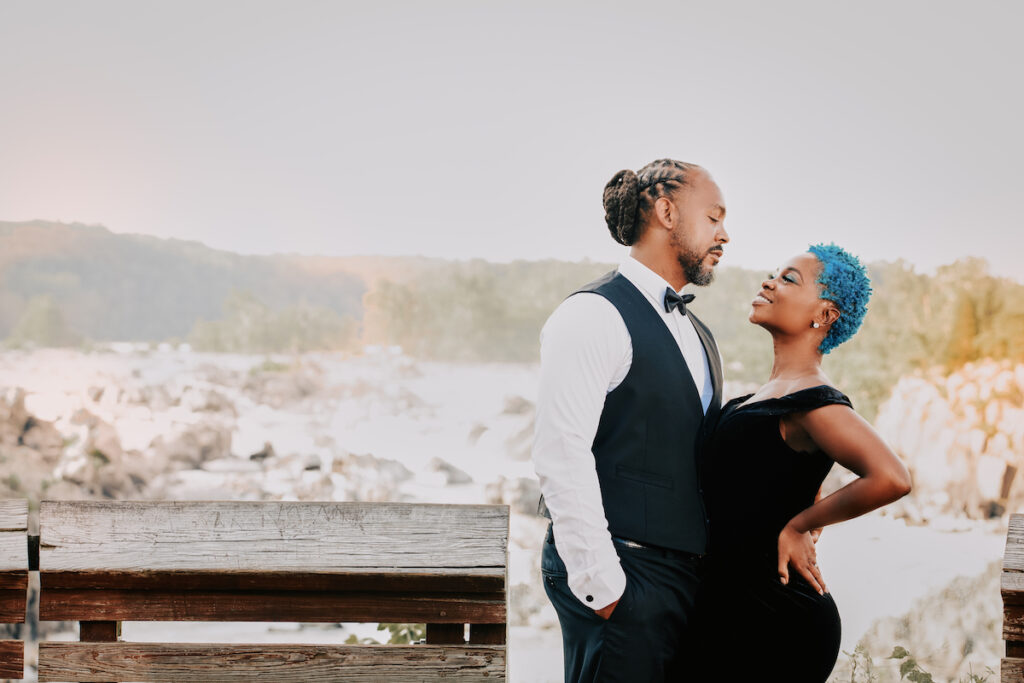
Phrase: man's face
[{"left": 667, "top": 171, "right": 729, "bottom": 286}]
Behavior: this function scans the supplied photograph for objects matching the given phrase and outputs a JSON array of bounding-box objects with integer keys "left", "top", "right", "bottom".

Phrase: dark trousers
[{"left": 541, "top": 525, "right": 704, "bottom": 683}]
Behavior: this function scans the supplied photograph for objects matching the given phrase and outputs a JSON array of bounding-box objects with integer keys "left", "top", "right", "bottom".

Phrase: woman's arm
[{"left": 776, "top": 404, "right": 912, "bottom": 593}]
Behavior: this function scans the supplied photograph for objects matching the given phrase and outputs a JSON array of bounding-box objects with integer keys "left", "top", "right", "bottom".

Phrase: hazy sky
[{"left": 1, "top": 1, "right": 1021, "bottom": 280}]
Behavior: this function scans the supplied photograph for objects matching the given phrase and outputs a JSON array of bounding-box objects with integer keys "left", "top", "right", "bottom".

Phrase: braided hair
[{"left": 602, "top": 159, "right": 701, "bottom": 246}]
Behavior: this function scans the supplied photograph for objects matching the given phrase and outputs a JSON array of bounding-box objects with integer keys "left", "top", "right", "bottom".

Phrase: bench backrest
[
  {"left": 1004, "top": 513, "right": 1024, "bottom": 681},
  {"left": 37, "top": 500, "right": 509, "bottom": 682},
  {"left": 0, "top": 499, "right": 26, "bottom": 680}
]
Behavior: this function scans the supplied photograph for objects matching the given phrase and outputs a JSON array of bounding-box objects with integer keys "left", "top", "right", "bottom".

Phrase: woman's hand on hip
[{"left": 777, "top": 522, "right": 827, "bottom": 595}]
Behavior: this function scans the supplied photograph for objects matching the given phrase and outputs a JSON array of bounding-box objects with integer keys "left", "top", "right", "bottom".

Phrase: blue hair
[{"left": 807, "top": 243, "right": 872, "bottom": 354}]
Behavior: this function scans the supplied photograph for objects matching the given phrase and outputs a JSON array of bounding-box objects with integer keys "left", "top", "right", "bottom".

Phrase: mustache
[{"left": 708, "top": 246, "right": 724, "bottom": 255}]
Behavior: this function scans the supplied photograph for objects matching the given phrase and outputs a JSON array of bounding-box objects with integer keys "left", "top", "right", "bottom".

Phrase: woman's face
[{"left": 749, "top": 252, "right": 836, "bottom": 338}]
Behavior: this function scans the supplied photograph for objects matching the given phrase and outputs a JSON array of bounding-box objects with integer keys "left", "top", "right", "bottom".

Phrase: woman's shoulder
[
  {"left": 730, "top": 384, "right": 853, "bottom": 415},
  {"left": 776, "top": 384, "right": 853, "bottom": 413}
]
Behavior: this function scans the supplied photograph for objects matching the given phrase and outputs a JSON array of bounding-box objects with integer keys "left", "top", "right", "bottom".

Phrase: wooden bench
[
  {"left": 35, "top": 500, "right": 508, "bottom": 682},
  {"left": 0, "top": 500, "right": 27, "bottom": 680},
  {"left": 1003, "top": 513, "right": 1024, "bottom": 681}
]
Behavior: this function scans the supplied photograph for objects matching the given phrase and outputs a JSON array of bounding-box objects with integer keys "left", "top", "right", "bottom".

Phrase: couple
[{"left": 532, "top": 158, "right": 912, "bottom": 682}]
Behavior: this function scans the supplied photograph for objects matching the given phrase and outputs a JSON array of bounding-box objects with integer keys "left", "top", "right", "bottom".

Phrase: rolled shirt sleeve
[{"left": 532, "top": 293, "right": 630, "bottom": 610}]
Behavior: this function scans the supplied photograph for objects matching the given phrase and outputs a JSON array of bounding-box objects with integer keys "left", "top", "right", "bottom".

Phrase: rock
[
  {"left": 876, "top": 360, "right": 1024, "bottom": 520},
  {"left": 426, "top": 457, "right": 473, "bottom": 485},
  {"left": 243, "top": 364, "right": 325, "bottom": 408},
  {"left": 0, "top": 388, "right": 30, "bottom": 447},
  {"left": 19, "top": 415, "right": 64, "bottom": 465},
  {"left": 249, "top": 441, "right": 276, "bottom": 462},
  {"left": 485, "top": 476, "right": 542, "bottom": 516},
  {"left": 150, "top": 422, "right": 233, "bottom": 470},
  {"left": 844, "top": 561, "right": 1002, "bottom": 681},
  {"left": 503, "top": 395, "right": 534, "bottom": 416},
  {"left": 332, "top": 452, "right": 413, "bottom": 502}
]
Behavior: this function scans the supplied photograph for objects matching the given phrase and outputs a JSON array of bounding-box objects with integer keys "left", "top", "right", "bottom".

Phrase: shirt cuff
[{"left": 565, "top": 549, "right": 627, "bottom": 611}]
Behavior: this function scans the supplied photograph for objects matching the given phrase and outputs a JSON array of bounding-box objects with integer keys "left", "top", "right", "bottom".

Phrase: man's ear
[{"left": 653, "top": 196, "right": 676, "bottom": 229}]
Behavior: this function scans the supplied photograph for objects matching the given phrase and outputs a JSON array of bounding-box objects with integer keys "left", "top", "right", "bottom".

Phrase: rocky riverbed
[{"left": 0, "top": 348, "right": 1018, "bottom": 681}]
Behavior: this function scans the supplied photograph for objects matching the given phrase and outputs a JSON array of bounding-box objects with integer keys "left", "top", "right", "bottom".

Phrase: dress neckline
[{"left": 731, "top": 384, "right": 836, "bottom": 411}]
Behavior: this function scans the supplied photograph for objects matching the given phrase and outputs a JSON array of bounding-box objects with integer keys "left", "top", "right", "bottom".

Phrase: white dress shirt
[{"left": 532, "top": 256, "right": 716, "bottom": 609}]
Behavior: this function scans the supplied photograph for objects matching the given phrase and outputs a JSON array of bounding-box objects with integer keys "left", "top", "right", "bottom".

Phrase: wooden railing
[
  {"left": 0, "top": 500, "right": 26, "bottom": 680},
  {"left": 1003, "top": 513, "right": 1024, "bottom": 681},
  {"left": 0, "top": 499, "right": 509, "bottom": 681}
]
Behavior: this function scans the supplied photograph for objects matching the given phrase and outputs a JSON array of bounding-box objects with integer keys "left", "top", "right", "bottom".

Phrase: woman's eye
[{"left": 783, "top": 275, "right": 796, "bottom": 284}]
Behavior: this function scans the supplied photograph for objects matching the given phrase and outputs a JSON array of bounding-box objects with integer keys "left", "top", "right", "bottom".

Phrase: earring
[{"left": 811, "top": 322, "right": 820, "bottom": 329}]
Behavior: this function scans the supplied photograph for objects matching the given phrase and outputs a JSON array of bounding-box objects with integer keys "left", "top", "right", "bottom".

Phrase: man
[{"left": 533, "top": 159, "right": 728, "bottom": 682}]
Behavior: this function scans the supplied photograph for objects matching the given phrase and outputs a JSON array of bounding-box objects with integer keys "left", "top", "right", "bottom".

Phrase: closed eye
[
  {"left": 782, "top": 274, "right": 797, "bottom": 284},
  {"left": 709, "top": 217, "right": 719, "bottom": 223}
]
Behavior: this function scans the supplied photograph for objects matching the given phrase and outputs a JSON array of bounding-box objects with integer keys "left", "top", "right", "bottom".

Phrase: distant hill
[
  {"left": 4, "top": 220, "right": 1023, "bottom": 420},
  {"left": 0, "top": 221, "right": 366, "bottom": 341}
]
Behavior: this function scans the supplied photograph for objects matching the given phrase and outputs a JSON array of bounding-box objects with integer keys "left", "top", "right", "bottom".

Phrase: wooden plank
[
  {"left": 426, "top": 623, "right": 465, "bottom": 644},
  {"left": 1004, "top": 605, "right": 1024, "bottom": 642},
  {"left": 40, "top": 589, "right": 506, "bottom": 623},
  {"left": 0, "top": 571, "right": 28, "bottom": 590},
  {"left": 41, "top": 569, "right": 504, "bottom": 593},
  {"left": 1002, "top": 656, "right": 1024, "bottom": 682},
  {"left": 1004, "top": 514, "right": 1024, "bottom": 573},
  {"left": 80, "top": 621, "right": 120, "bottom": 641},
  {"left": 37, "top": 643, "right": 506, "bottom": 682},
  {"left": 0, "top": 639, "right": 23, "bottom": 679},
  {"left": 1004, "top": 569, "right": 1024, "bottom": 606},
  {"left": 0, "top": 500, "right": 27, "bottom": 531},
  {"left": 0, "top": 589, "right": 26, "bottom": 622},
  {"left": 0, "top": 535, "right": 26, "bottom": 574},
  {"left": 470, "top": 624, "right": 507, "bottom": 645},
  {"left": 40, "top": 501, "right": 509, "bottom": 573}
]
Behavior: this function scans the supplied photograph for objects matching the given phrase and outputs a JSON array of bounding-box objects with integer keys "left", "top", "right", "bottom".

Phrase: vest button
[{"left": 585, "top": 595, "right": 594, "bottom": 602}]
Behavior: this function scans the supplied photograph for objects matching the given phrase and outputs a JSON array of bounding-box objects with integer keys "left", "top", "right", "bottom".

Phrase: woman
[{"left": 693, "top": 244, "right": 912, "bottom": 682}]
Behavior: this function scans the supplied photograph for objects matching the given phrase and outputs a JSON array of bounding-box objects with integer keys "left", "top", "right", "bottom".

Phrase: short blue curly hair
[{"left": 807, "top": 243, "right": 872, "bottom": 354}]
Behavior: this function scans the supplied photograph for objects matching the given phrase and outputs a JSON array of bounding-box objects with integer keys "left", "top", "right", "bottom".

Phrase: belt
[
  {"left": 610, "top": 535, "right": 706, "bottom": 562},
  {"left": 546, "top": 525, "right": 705, "bottom": 562}
]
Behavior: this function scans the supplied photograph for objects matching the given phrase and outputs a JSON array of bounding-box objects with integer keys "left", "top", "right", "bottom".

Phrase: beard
[{"left": 671, "top": 229, "right": 717, "bottom": 286}]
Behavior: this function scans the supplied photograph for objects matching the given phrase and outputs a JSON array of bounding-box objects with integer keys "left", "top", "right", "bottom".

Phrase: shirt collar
[{"left": 618, "top": 255, "right": 684, "bottom": 311}]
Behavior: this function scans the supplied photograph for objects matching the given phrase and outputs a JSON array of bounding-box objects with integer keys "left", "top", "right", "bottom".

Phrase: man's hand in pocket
[{"left": 594, "top": 598, "right": 619, "bottom": 620}]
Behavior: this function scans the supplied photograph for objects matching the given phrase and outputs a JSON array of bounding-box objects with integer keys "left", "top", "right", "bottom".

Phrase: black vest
[{"left": 540, "top": 271, "right": 723, "bottom": 554}]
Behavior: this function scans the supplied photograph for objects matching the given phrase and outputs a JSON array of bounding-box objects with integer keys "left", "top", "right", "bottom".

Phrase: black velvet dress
[{"left": 693, "top": 385, "right": 848, "bottom": 682}]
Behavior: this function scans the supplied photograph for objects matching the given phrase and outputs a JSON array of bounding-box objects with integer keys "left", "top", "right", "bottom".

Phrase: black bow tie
[{"left": 664, "top": 288, "right": 695, "bottom": 315}]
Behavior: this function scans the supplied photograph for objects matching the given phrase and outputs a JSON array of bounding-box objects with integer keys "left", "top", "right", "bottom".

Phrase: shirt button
[{"left": 585, "top": 595, "right": 594, "bottom": 602}]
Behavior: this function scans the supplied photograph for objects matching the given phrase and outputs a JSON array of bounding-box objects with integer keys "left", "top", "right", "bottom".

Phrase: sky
[{"left": 1, "top": 1, "right": 1021, "bottom": 280}]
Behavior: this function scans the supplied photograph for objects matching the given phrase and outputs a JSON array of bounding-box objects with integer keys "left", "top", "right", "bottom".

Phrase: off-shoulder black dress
[{"left": 693, "top": 385, "right": 849, "bottom": 682}]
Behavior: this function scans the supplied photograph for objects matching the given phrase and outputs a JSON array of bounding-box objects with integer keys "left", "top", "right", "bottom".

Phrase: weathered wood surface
[
  {"left": 1005, "top": 515, "right": 1024, "bottom": 620},
  {"left": 470, "top": 624, "right": 507, "bottom": 645},
  {"left": 0, "top": 500, "right": 27, "bottom": 576},
  {"left": 1004, "top": 514, "right": 1024, "bottom": 572},
  {"left": 0, "top": 639, "right": 23, "bottom": 678},
  {"left": 426, "top": 623, "right": 465, "bottom": 644},
  {"left": 41, "top": 589, "right": 506, "bottom": 623},
  {"left": 0, "top": 500, "right": 27, "bottom": 531},
  {"left": 80, "top": 621, "right": 120, "bottom": 642},
  {"left": 1006, "top": 515, "right": 1024, "bottom": 682},
  {"left": 41, "top": 569, "right": 504, "bottom": 593},
  {"left": 37, "top": 643, "right": 506, "bottom": 682},
  {"left": 1003, "top": 656, "right": 1024, "bottom": 682},
  {"left": 1003, "top": 572, "right": 1024, "bottom": 607},
  {"left": 40, "top": 501, "right": 509, "bottom": 573},
  {"left": 0, "top": 589, "right": 26, "bottom": 622},
  {"left": 1005, "top": 604, "right": 1024, "bottom": 642},
  {"left": 0, "top": 501, "right": 26, "bottom": 629}
]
